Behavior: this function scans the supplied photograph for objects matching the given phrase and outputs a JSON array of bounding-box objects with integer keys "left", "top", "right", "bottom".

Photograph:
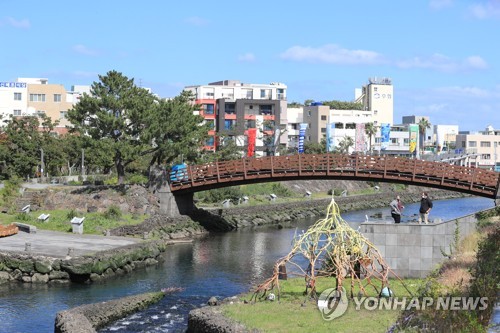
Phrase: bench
[
  {"left": 14, "top": 222, "right": 37, "bottom": 234},
  {"left": 38, "top": 213, "right": 50, "bottom": 222}
]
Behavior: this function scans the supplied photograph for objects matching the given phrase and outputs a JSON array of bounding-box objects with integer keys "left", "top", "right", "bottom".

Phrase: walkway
[{"left": 0, "top": 229, "right": 141, "bottom": 258}]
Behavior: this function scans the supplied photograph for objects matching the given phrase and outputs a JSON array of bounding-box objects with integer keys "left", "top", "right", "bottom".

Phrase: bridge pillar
[{"left": 158, "top": 186, "right": 194, "bottom": 217}]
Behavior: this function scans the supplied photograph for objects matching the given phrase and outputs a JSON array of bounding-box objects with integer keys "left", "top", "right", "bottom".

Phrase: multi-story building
[
  {"left": 0, "top": 78, "right": 90, "bottom": 135},
  {"left": 0, "top": 80, "right": 28, "bottom": 119},
  {"left": 184, "top": 80, "right": 288, "bottom": 155},
  {"left": 455, "top": 126, "right": 500, "bottom": 170},
  {"left": 355, "top": 77, "right": 394, "bottom": 126},
  {"left": 286, "top": 107, "right": 303, "bottom": 149}
]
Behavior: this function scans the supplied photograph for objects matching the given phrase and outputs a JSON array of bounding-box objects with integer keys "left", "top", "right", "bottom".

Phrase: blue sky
[{"left": 1, "top": 0, "right": 499, "bottom": 131}]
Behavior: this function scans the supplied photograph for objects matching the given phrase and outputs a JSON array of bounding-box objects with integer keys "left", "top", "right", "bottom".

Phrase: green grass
[
  {"left": 0, "top": 209, "right": 147, "bottom": 235},
  {"left": 222, "top": 276, "right": 422, "bottom": 333}
]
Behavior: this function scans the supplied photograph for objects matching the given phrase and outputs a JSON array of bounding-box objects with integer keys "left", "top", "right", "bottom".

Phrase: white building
[
  {"left": 455, "top": 126, "right": 500, "bottom": 170},
  {"left": 0, "top": 80, "right": 28, "bottom": 119},
  {"left": 355, "top": 77, "right": 394, "bottom": 126}
]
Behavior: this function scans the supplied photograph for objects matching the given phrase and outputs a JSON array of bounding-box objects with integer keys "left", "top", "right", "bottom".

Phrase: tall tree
[
  {"left": 364, "top": 122, "right": 377, "bottom": 154},
  {"left": 143, "top": 90, "right": 209, "bottom": 167},
  {"left": 0, "top": 115, "right": 58, "bottom": 179},
  {"left": 418, "top": 118, "right": 431, "bottom": 153},
  {"left": 67, "top": 70, "right": 158, "bottom": 184}
]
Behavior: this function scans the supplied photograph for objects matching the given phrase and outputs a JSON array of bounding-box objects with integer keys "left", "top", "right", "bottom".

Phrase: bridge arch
[{"left": 169, "top": 154, "right": 500, "bottom": 200}]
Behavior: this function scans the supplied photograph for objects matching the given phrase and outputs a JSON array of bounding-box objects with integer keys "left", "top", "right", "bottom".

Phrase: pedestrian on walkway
[
  {"left": 418, "top": 192, "right": 433, "bottom": 224},
  {"left": 389, "top": 195, "right": 404, "bottom": 224}
]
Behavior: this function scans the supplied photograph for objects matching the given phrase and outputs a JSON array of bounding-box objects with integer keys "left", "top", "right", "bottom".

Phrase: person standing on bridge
[
  {"left": 389, "top": 195, "right": 404, "bottom": 223},
  {"left": 418, "top": 192, "right": 433, "bottom": 224}
]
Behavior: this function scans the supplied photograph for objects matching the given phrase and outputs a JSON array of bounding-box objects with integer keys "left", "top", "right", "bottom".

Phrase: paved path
[{"left": 0, "top": 230, "right": 141, "bottom": 258}]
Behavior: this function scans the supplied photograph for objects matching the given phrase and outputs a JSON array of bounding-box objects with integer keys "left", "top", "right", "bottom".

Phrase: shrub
[
  {"left": 126, "top": 174, "right": 148, "bottom": 185},
  {"left": 327, "top": 188, "right": 344, "bottom": 196},
  {"left": 197, "top": 187, "right": 243, "bottom": 204},
  {"left": 103, "top": 205, "right": 122, "bottom": 220},
  {"left": 66, "top": 209, "right": 78, "bottom": 219}
]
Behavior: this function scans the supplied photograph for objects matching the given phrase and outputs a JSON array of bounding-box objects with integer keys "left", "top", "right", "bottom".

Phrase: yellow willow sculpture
[{"left": 252, "top": 197, "right": 411, "bottom": 301}]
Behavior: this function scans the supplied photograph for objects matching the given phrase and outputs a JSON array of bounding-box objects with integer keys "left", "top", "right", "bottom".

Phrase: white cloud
[
  {"left": 396, "top": 53, "right": 488, "bottom": 72},
  {"left": 185, "top": 16, "right": 209, "bottom": 26},
  {"left": 237, "top": 53, "right": 256, "bottom": 62},
  {"left": 464, "top": 56, "right": 488, "bottom": 69},
  {"left": 429, "top": 0, "right": 453, "bottom": 10},
  {"left": 1, "top": 17, "right": 30, "bottom": 28},
  {"left": 434, "top": 86, "right": 491, "bottom": 98},
  {"left": 280, "top": 44, "right": 385, "bottom": 65},
  {"left": 468, "top": 1, "right": 500, "bottom": 19},
  {"left": 72, "top": 44, "right": 99, "bottom": 56}
]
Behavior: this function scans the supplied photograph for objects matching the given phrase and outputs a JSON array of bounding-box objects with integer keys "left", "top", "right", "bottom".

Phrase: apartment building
[
  {"left": 0, "top": 78, "right": 90, "bottom": 135},
  {"left": 355, "top": 77, "right": 394, "bottom": 126},
  {"left": 0, "top": 81, "right": 28, "bottom": 119},
  {"left": 455, "top": 126, "right": 500, "bottom": 170},
  {"left": 184, "top": 80, "right": 288, "bottom": 155}
]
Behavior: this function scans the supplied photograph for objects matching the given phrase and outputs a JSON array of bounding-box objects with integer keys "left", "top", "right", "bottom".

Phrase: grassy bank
[
  {"left": 0, "top": 207, "right": 147, "bottom": 235},
  {"left": 222, "top": 277, "right": 422, "bottom": 333}
]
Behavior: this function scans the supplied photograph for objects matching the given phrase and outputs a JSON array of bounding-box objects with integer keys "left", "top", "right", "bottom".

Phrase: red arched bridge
[{"left": 169, "top": 153, "right": 500, "bottom": 200}]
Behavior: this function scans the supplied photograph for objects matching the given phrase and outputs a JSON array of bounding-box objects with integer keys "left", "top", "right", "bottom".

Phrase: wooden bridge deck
[{"left": 169, "top": 154, "right": 500, "bottom": 199}]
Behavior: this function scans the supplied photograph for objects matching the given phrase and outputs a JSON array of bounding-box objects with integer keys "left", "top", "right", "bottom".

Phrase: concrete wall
[{"left": 360, "top": 210, "right": 484, "bottom": 278}]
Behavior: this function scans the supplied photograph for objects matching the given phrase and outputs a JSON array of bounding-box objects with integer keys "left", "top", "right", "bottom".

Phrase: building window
[
  {"left": 224, "top": 120, "right": 236, "bottom": 130},
  {"left": 30, "top": 94, "right": 46, "bottom": 102},
  {"left": 307, "top": 111, "right": 311, "bottom": 117},
  {"left": 468, "top": 141, "right": 477, "bottom": 147},
  {"left": 54, "top": 94, "right": 62, "bottom": 102},
  {"left": 14, "top": 92, "right": 22, "bottom": 101},
  {"left": 60, "top": 111, "right": 67, "bottom": 119},
  {"left": 374, "top": 87, "right": 378, "bottom": 92},
  {"left": 481, "top": 154, "right": 491, "bottom": 160},
  {"left": 36, "top": 110, "right": 46, "bottom": 117},
  {"left": 480, "top": 141, "right": 491, "bottom": 148},
  {"left": 404, "top": 138, "right": 409, "bottom": 145},
  {"left": 345, "top": 123, "right": 356, "bottom": 129},
  {"left": 203, "top": 104, "right": 214, "bottom": 115},
  {"left": 391, "top": 138, "right": 398, "bottom": 144},
  {"left": 321, "top": 127, "right": 326, "bottom": 133},
  {"left": 244, "top": 120, "right": 256, "bottom": 130},
  {"left": 321, "top": 115, "right": 327, "bottom": 121},
  {"left": 13, "top": 109, "right": 22, "bottom": 116},
  {"left": 224, "top": 103, "right": 235, "bottom": 114},
  {"left": 335, "top": 123, "right": 343, "bottom": 129},
  {"left": 260, "top": 105, "right": 273, "bottom": 115}
]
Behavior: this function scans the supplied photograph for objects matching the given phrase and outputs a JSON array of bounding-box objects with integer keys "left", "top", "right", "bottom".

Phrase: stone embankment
[
  {"left": 187, "top": 297, "right": 259, "bottom": 333},
  {"left": 0, "top": 239, "right": 179, "bottom": 284},
  {"left": 54, "top": 291, "right": 165, "bottom": 333},
  {"left": 203, "top": 190, "right": 467, "bottom": 230}
]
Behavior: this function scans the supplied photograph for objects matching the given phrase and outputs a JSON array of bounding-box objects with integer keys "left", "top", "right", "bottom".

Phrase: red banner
[{"left": 247, "top": 128, "right": 257, "bottom": 157}]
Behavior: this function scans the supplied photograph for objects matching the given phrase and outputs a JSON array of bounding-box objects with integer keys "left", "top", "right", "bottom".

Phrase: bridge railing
[{"left": 169, "top": 154, "right": 500, "bottom": 198}]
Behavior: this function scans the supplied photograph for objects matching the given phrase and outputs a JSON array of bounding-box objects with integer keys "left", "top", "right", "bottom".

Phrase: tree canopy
[{"left": 67, "top": 70, "right": 209, "bottom": 184}]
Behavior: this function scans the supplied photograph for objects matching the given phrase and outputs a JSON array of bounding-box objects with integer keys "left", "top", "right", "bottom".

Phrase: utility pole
[
  {"left": 40, "top": 148, "right": 45, "bottom": 182},
  {"left": 81, "top": 148, "right": 85, "bottom": 178}
]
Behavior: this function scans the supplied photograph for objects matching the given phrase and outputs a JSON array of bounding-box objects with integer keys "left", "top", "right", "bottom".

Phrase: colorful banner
[
  {"left": 380, "top": 123, "right": 390, "bottom": 151},
  {"left": 298, "top": 123, "right": 308, "bottom": 153},
  {"left": 326, "top": 122, "right": 335, "bottom": 152},
  {"left": 355, "top": 123, "right": 365, "bottom": 152},
  {"left": 409, "top": 124, "right": 418, "bottom": 155},
  {"left": 247, "top": 128, "right": 257, "bottom": 157}
]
